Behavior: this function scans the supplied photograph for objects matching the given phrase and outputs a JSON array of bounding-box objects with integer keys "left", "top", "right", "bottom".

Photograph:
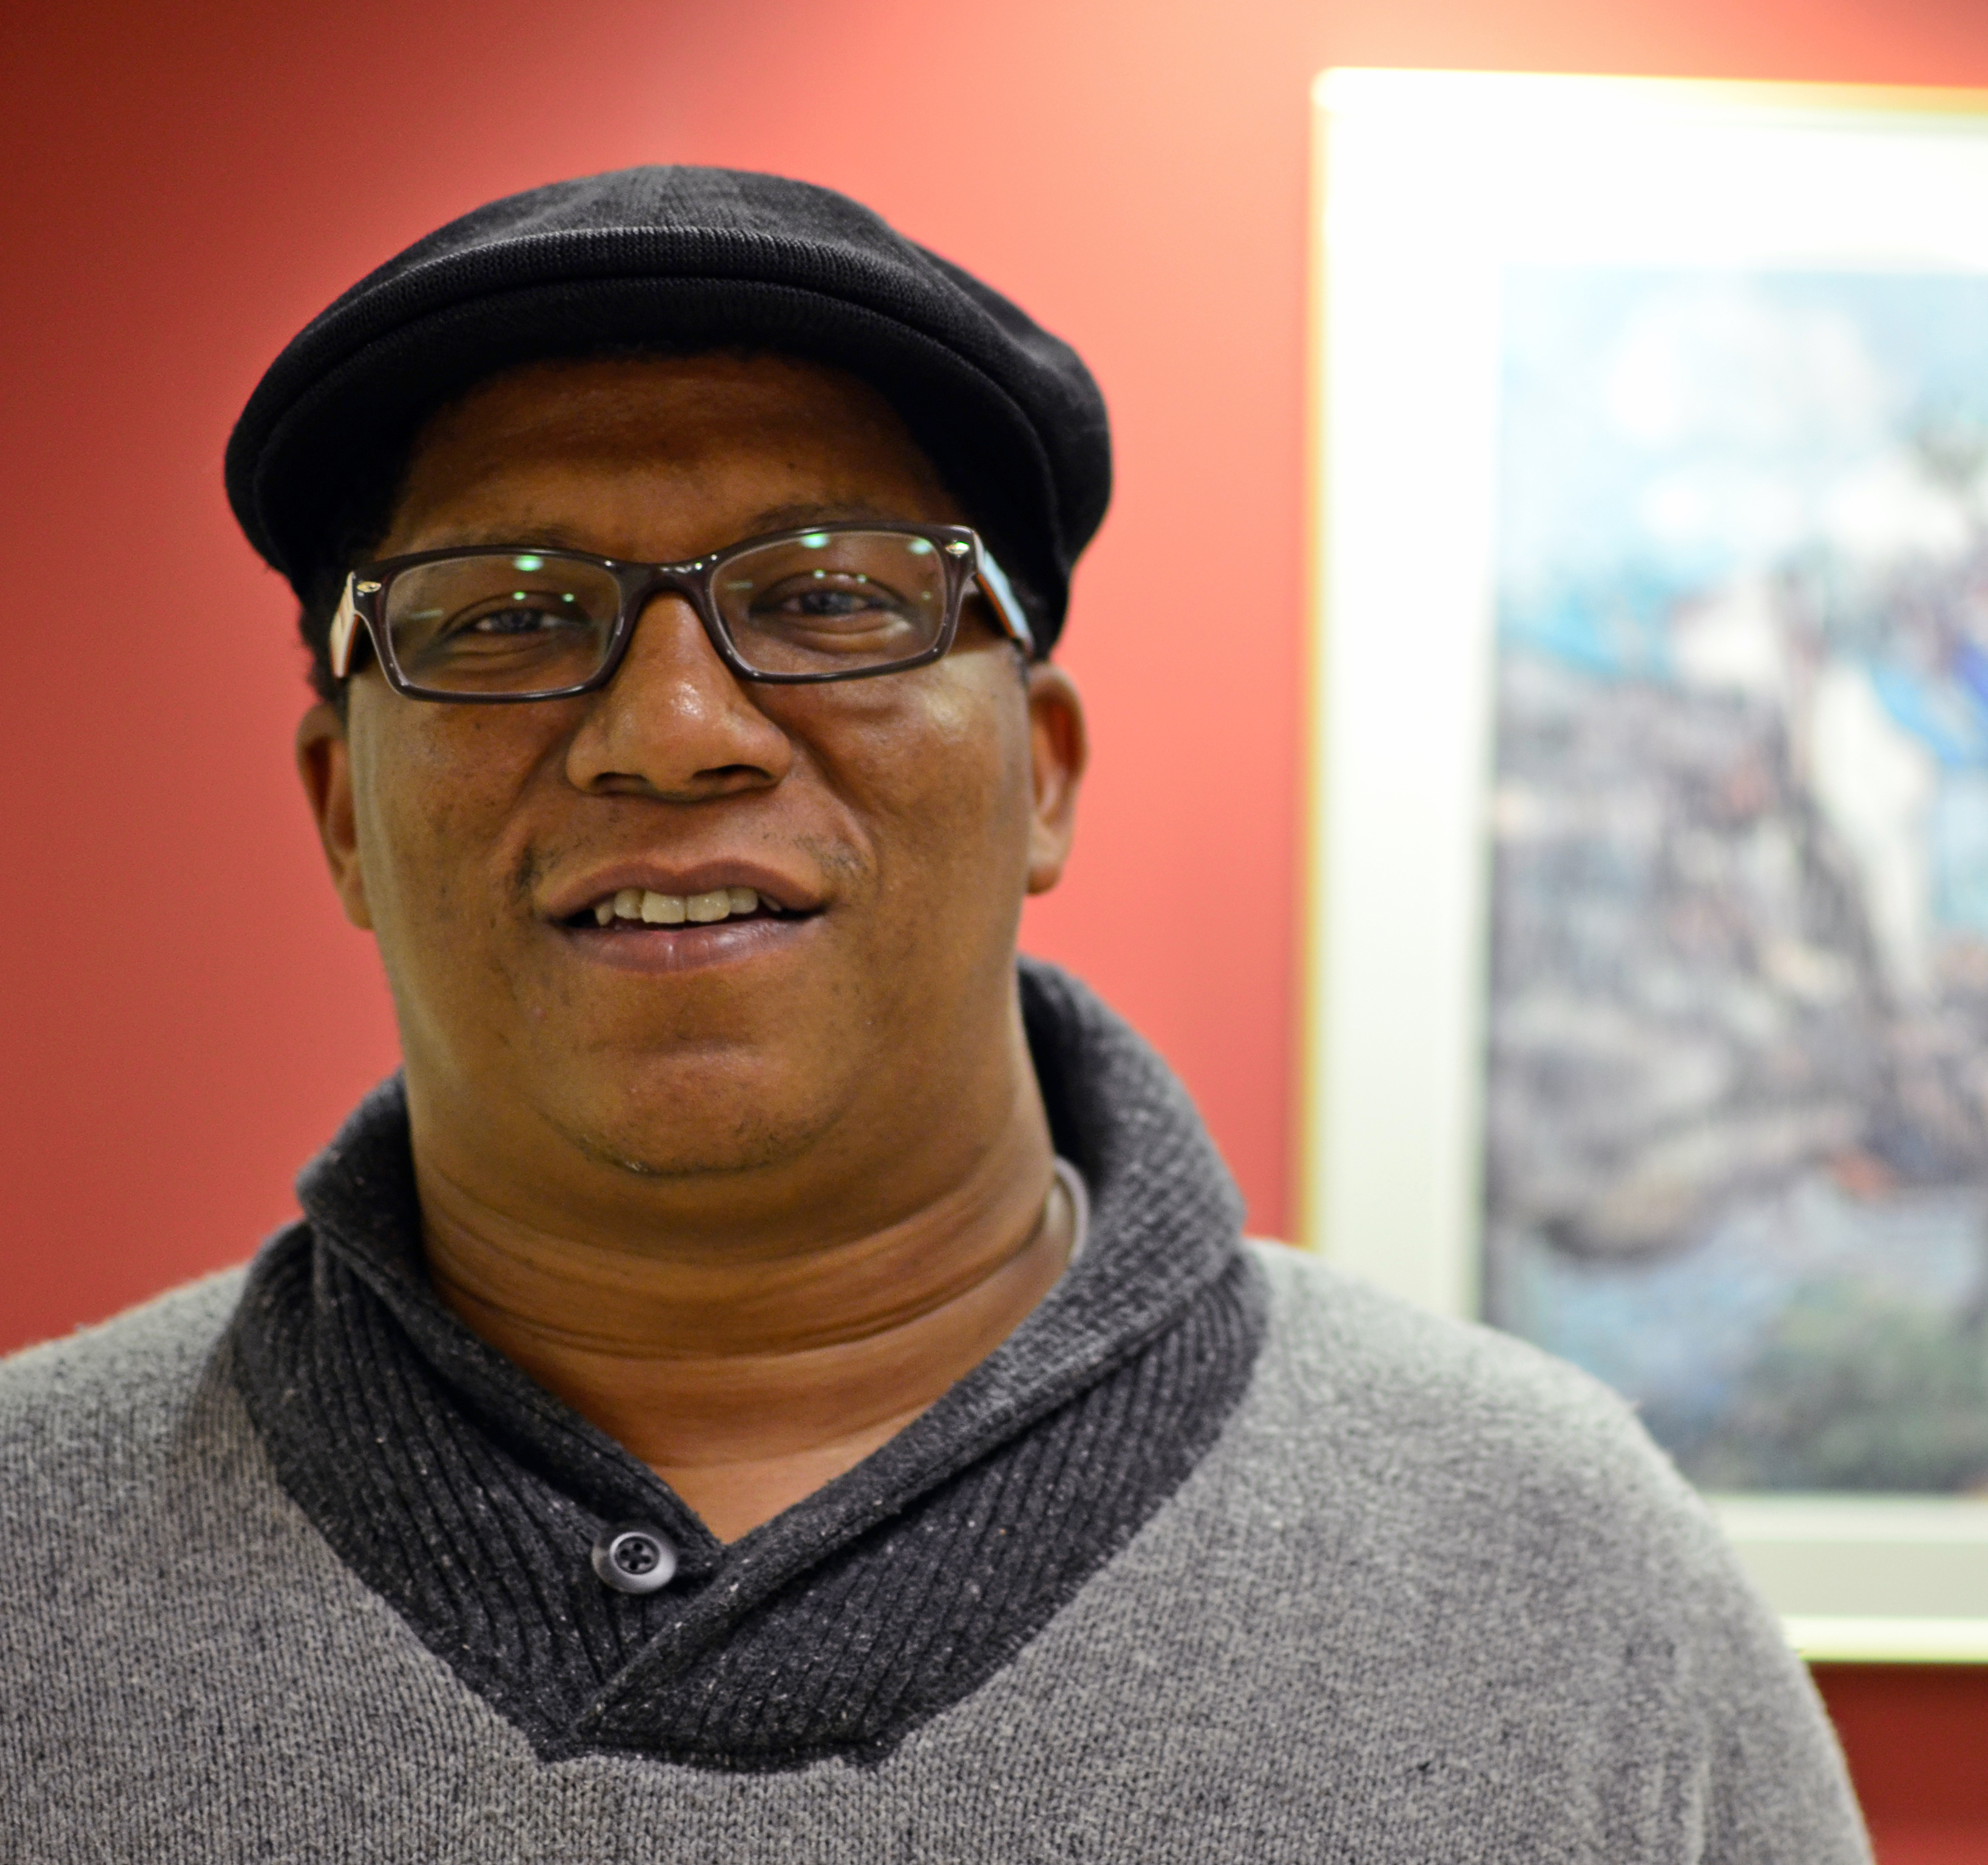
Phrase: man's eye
[
  {"left": 770, "top": 584, "right": 890, "bottom": 618},
  {"left": 448, "top": 597, "right": 583, "bottom": 639},
  {"left": 752, "top": 575, "right": 913, "bottom": 624},
  {"left": 472, "top": 607, "right": 555, "bottom": 633}
]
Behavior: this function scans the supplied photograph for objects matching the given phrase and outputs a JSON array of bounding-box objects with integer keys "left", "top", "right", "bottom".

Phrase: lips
[{"left": 555, "top": 890, "right": 820, "bottom": 977}]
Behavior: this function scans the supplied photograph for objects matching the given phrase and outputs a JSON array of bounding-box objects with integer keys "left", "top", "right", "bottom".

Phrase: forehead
[{"left": 382, "top": 352, "right": 964, "bottom": 557}]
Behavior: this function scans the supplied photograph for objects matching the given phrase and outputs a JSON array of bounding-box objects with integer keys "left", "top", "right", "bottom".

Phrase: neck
[{"left": 418, "top": 1067, "right": 1072, "bottom": 1544}]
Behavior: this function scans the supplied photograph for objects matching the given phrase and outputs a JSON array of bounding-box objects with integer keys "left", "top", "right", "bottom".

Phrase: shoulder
[
  {"left": 1236, "top": 1239, "right": 1739, "bottom": 1610},
  {"left": 0, "top": 1267, "right": 251, "bottom": 1477},
  {"left": 1256, "top": 1232, "right": 1662, "bottom": 1439},
  {"left": 1220, "top": 1245, "right": 1868, "bottom": 1857},
  {"left": 1248, "top": 1239, "right": 1677, "bottom": 1471}
]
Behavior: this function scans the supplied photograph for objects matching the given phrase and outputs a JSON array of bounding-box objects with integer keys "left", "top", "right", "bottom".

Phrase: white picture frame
[{"left": 1302, "top": 69, "right": 1988, "bottom": 1663}]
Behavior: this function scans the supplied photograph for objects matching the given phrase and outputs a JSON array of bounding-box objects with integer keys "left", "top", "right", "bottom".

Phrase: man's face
[{"left": 299, "top": 353, "right": 1083, "bottom": 1225}]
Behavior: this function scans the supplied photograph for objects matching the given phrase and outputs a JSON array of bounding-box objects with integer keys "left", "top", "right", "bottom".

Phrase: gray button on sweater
[{"left": 0, "top": 964, "right": 1869, "bottom": 1861}]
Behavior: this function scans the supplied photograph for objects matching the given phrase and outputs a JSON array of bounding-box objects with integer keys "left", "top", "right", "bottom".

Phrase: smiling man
[{"left": 2, "top": 170, "right": 1868, "bottom": 1861}]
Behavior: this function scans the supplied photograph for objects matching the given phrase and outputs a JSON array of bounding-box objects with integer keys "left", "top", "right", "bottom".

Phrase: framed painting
[{"left": 1304, "top": 70, "right": 1988, "bottom": 1661}]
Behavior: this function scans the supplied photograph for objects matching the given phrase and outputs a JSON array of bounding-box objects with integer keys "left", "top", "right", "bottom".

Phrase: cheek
[
  {"left": 799, "top": 666, "right": 1032, "bottom": 900},
  {"left": 349, "top": 700, "right": 552, "bottom": 931}
]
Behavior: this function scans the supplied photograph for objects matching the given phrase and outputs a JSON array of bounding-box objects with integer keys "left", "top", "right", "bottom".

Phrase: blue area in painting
[
  {"left": 1937, "top": 775, "right": 1988, "bottom": 936},
  {"left": 1484, "top": 266, "right": 1988, "bottom": 1492}
]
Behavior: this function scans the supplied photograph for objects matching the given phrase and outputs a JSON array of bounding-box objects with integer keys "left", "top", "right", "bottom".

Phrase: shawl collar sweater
[{"left": 227, "top": 959, "right": 1265, "bottom": 1768}]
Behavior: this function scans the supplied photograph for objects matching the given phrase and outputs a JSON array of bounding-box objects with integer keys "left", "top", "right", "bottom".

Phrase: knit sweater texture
[{"left": 1, "top": 964, "right": 1868, "bottom": 1861}]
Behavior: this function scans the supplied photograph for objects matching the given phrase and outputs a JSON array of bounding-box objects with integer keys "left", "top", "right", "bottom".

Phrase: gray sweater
[{"left": 1, "top": 964, "right": 1868, "bottom": 1861}]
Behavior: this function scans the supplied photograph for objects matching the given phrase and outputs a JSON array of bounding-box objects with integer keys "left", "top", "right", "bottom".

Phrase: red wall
[
  {"left": 6, "top": 0, "right": 1987, "bottom": 1848},
  {"left": 1814, "top": 1668, "right": 1988, "bottom": 1864}
]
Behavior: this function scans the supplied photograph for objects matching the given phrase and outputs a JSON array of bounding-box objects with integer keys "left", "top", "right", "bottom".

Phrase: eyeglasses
[{"left": 327, "top": 522, "right": 1035, "bottom": 703}]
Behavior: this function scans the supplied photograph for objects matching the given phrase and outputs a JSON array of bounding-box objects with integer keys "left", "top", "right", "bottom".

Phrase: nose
[{"left": 563, "top": 592, "right": 793, "bottom": 800}]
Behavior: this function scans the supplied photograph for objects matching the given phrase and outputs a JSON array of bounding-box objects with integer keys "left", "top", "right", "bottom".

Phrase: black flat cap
[{"left": 225, "top": 166, "right": 1111, "bottom": 652}]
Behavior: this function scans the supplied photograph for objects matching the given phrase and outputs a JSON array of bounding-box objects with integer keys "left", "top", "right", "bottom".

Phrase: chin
[{"left": 550, "top": 1074, "right": 839, "bottom": 1181}]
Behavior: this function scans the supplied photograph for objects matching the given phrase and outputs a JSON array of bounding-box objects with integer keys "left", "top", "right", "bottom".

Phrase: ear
[
  {"left": 1024, "top": 663, "right": 1087, "bottom": 895},
  {"left": 296, "top": 703, "right": 374, "bottom": 931}
]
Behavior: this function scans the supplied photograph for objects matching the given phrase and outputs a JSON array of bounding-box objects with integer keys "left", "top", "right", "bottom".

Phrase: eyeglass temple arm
[
  {"left": 329, "top": 576, "right": 368, "bottom": 680},
  {"left": 974, "top": 547, "right": 1036, "bottom": 658}
]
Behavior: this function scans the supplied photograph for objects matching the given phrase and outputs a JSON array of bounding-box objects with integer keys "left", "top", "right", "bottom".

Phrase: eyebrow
[{"left": 408, "top": 502, "right": 908, "bottom": 559}]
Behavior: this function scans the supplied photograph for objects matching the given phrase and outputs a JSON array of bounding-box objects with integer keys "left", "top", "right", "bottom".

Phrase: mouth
[{"left": 546, "top": 863, "right": 830, "bottom": 976}]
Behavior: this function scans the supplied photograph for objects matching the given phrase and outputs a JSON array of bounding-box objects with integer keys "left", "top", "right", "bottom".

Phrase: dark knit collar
[{"left": 232, "top": 959, "right": 1264, "bottom": 1767}]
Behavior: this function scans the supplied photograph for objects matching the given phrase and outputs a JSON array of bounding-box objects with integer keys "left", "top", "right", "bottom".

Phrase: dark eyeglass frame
[{"left": 328, "top": 521, "right": 1036, "bottom": 703}]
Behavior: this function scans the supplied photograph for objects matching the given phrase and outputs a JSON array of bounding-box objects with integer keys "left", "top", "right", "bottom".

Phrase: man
[{"left": 2, "top": 169, "right": 1868, "bottom": 1860}]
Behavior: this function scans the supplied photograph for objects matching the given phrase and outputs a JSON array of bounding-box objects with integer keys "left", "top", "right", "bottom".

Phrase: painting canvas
[
  {"left": 1306, "top": 72, "right": 1988, "bottom": 1645},
  {"left": 1485, "top": 268, "right": 1988, "bottom": 1494}
]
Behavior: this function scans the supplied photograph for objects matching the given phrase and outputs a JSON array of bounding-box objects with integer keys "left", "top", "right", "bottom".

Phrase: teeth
[{"left": 590, "top": 885, "right": 769, "bottom": 926}]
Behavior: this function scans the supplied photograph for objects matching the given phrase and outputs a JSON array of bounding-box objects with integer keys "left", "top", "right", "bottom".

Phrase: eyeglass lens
[{"left": 381, "top": 531, "right": 953, "bottom": 695}]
